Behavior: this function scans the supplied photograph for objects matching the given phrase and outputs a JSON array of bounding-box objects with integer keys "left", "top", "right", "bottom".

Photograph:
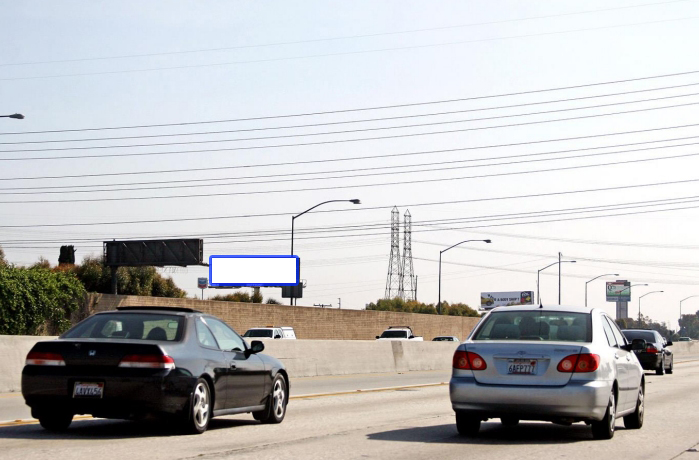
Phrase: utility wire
[
  {"left": 4, "top": 194, "right": 698, "bottom": 244},
  {"left": 5, "top": 88, "right": 699, "bottom": 146},
  {"left": 5, "top": 138, "right": 698, "bottom": 192},
  {"left": 3, "top": 100, "right": 699, "bottom": 157},
  {"left": 3, "top": 132, "right": 699, "bottom": 182},
  {"left": 0, "top": 148, "right": 696, "bottom": 203},
  {"left": 1, "top": 148, "right": 698, "bottom": 196},
  {"left": 2, "top": 15, "right": 699, "bottom": 82},
  {"left": 0, "top": 177, "right": 696, "bottom": 227},
  {"left": 2, "top": 0, "right": 688, "bottom": 68}
]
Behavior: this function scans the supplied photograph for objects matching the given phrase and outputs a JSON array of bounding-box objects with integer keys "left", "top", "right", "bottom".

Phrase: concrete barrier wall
[
  {"left": 85, "top": 294, "right": 481, "bottom": 341},
  {"left": 2, "top": 335, "right": 696, "bottom": 393},
  {"left": 0, "top": 336, "right": 58, "bottom": 393}
]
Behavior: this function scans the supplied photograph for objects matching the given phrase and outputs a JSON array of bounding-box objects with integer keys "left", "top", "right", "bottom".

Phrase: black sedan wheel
[
  {"left": 500, "top": 417, "right": 520, "bottom": 427},
  {"left": 184, "top": 378, "right": 211, "bottom": 434},
  {"left": 656, "top": 357, "right": 665, "bottom": 375},
  {"left": 38, "top": 411, "right": 73, "bottom": 432},
  {"left": 254, "top": 374, "right": 287, "bottom": 424}
]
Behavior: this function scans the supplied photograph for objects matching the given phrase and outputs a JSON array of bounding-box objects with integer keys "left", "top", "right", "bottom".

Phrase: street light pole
[
  {"left": 537, "top": 258, "right": 576, "bottom": 305},
  {"left": 585, "top": 273, "right": 619, "bottom": 307},
  {"left": 638, "top": 290, "right": 663, "bottom": 324},
  {"left": 438, "top": 239, "right": 491, "bottom": 314},
  {"left": 679, "top": 295, "right": 699, "bottom": 334},
  {"left": 290, "top": 199, "right": 360, "bottom": 305}
]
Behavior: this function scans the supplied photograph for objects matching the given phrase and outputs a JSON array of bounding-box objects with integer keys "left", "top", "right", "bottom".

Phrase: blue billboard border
[{"left": 208, "top": 255, "right": 300, "bottom": 287}]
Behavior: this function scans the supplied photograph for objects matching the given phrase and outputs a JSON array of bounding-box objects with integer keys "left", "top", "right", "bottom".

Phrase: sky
[{"left": 2, "top": 0, "right": 699, "bottom": 330}]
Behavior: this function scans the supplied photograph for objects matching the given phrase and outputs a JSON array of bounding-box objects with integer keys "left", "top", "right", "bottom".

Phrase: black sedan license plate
[
  {"left": 507, "top": 359, "right": 537, "bottom": 375},
  {"left": 73, "top": 382, "right": 104, "bottom": 398}
]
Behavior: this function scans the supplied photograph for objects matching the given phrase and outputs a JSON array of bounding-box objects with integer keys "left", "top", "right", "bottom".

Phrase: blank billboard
[{"left": 209, "top": 255, "right": 299, "bottom": 287}]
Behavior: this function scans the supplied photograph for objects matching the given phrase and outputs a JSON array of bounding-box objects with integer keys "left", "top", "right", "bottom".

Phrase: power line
[
  {"left": 5, "top": 88, "right": 699, "bottom": 146},
  {"left": 3, "top": 16, "right": 699, "bottom": 82},
  {"left": 0, "top": 177, "right": 696, "bottom": 227},
  {"left": 3, "top": 100, "right": 699, "bottom": 157},
  {"left": 2, "top": 148, "right": 698, "bottom": 197},
  {"left": 4, "top": 194, "right": 699, "bottom": 244},
  {"left": 0, "top": 148, "right": 696, "bottom": 203},
  {"left": 2, "top": 0, "right": 688, "bottom": 68},
  {"left": 3, "top": 132, "right": 699, "bottom": 182}
]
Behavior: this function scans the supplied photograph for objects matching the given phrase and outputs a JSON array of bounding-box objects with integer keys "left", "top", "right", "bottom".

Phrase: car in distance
[
  {"left": 433, "top": 336, "right": 460, "bottom": 342},
  {"left": 22, "top": 307, "right": 289, "bottom": 434},
  {"left": 621, "top": 329, "right": 674, "bottom": 375},
  {"left": 376, "top": 326, "right": 423, "bottom": 341},
  {"left": 678, "top": 337, "right": 691, "bottom": 342},
  {"left": 244, "top": 326, "right": 284, "bottom": 339},
  {"left": 450, "top": 305, "right": 646, "bottom": 440}
]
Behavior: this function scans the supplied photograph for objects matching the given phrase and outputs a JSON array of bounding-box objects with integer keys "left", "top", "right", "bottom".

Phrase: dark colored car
[
  {"left": 621, "top": 329, "right": 673, "bottom": 375},
  {"left": 22, "top": 307, "right": 289, "bottom": 434}
]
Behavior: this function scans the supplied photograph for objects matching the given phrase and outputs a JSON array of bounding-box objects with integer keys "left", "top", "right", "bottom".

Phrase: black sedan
[
  {"left": 22, "top": 306, "right": 289, "bottom": 434},
  {"left": 622, "top": 329, "right": 674, "bottom": 375}
]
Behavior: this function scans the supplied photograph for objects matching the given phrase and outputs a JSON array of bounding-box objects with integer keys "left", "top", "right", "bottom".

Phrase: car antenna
[{"left": 539, "top": 298, "right": 543, "bottom": 308}]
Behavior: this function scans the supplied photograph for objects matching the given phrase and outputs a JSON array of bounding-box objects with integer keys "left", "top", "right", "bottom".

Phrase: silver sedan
[{"left": 449, "top": 305, "right": 645, "bottom": 439}]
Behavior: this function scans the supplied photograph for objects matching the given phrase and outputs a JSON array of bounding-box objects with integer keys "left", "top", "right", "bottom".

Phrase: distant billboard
[
  {"left": 104, "top": 239, "right": 203, "bottom": 267},
  {"left": 481, "top": 291, "right": 534, "bottom": 310},
  {"left": 209, "top": 255, "right": 299, "bottom": 287},
  {"left": 606, "top": 281, "right": 631, "bottom": 302}
]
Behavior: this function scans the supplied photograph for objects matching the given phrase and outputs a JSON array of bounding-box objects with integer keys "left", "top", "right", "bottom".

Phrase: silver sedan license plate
[
  {"left": 507, "top": 359, "right": 537, "bottom": 375},
  {"left": 73, "top": 382, "right": 104, "bottom": 398}
]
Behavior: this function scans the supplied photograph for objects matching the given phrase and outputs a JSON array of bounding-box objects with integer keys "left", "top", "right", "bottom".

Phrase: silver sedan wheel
[
  {"left": 272, "top": 378, "right": 286, "bottom": 419},
  {"left": 192, "top": 382, "right": 210, "bottom": 429},
  {"left": 637, "top": 387, "right": 644, "bottom": 425},
  {"left": 608, "top": 393, "right": 616, "bottom": 434}
]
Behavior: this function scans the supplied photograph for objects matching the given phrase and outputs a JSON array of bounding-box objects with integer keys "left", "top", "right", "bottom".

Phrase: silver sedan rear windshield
[
  {"left": 244, "top": 329, "right": 273, "bottom": 338},
  {"left": 472, "top": 311, "right": 591, "bottom": 342},
  {"left": 62, "top": 313, "right": 185, "bottom": 341}
]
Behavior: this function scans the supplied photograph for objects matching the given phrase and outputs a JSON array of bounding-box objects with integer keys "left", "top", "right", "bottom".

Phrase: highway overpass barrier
[{"left": 1, "top": 336, "right": 698, "bottom": 393}]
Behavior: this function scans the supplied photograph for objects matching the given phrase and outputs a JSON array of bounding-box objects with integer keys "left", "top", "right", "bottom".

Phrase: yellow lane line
[{"left": 0, "top": 415, "right": 93, "bottom": 428}]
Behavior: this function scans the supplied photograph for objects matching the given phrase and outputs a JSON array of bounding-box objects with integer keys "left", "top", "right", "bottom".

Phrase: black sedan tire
[
  {"left": 623, "top": 386, "right": 644, "bottom": 429},
  {"left": 38, "top": 411, "right": 73, "bottom": 432},
  {"left": 500, "top": 417, "right": 520, "bottom": 427},
  {"left": 183, "top": 378, "right": 212, "bottom": 434},
  {"left": 253, "top": 374, "right": 287, "bottom": 424},
  {"left": 455, "top": 412, "right": 481, "bottom": 436},
  {"left": 591, "top": 392, "right": 616, "bottom": 440},
  {"left": 656, "top": 357, "right": 665, "bottom": 375}
]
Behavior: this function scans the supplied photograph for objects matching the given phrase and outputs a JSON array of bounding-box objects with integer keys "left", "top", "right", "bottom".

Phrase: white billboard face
[
  {"left": 481, "top": 291, "right": 534, "bottom": 310},
  {"left": 209, "top": 256, "right": 299, "bottom": 287}
]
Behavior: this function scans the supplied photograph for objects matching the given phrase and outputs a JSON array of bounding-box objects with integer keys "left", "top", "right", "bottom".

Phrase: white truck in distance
[{"left": 376, "top": 326, "right": 423, "bottom": 341}]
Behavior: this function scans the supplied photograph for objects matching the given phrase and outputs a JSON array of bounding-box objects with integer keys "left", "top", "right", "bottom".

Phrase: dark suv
[{"left": 621, "top": 329, "right": 674, "bottom": 375}]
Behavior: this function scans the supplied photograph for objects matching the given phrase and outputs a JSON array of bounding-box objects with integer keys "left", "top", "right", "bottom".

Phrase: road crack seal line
[{"left": 668, "top": 441, "right": 699, "bottom": 460}]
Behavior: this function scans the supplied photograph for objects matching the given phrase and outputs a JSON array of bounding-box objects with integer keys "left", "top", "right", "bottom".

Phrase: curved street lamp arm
[
  {"left": 440, "top": 239, "right": 490, "bottom": 254},
  {"left": 293, "top": 199, "right": 356, "bottom": 220}
]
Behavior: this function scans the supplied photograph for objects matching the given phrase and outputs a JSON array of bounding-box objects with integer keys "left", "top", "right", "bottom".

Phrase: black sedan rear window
[
  {"left": 622, "top": 331, "right": 656, "bottom": 343},
  {"left": 472, "top": 311, "right": 591, "bottom": 342},
  {"left": 62, "top": 313, "right": 185, "bottom": 341}
]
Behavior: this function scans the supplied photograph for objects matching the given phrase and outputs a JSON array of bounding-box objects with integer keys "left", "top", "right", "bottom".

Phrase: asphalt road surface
[{"left": 0, "top": 362, "right": 697, "bottom": 460}]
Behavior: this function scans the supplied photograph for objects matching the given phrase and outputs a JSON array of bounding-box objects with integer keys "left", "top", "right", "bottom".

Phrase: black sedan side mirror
[
  {"left": 249, "top": 340, "right": 265, "bottom": 354},
  {"left": 666, "top": 340, "right": 673, "bottom": 346},
  {"left": 631, "top": 338, "right": 646, "bottom": 351}
]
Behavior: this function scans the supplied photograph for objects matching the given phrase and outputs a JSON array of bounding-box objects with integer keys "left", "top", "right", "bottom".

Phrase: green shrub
[{"left": 0, "top": 265, "right": 86, "bottom": 335}]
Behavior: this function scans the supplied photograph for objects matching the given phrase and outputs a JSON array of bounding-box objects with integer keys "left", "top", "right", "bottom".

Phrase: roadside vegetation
[{"left": 366, "top": 297, "right": 481, "bottom": 317}]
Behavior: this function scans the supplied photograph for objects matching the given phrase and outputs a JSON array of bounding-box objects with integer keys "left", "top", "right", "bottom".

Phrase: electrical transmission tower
[
  {"left": 399, "top": 210, "right": 416, "bottom": 301},
  {"left": 384, "top": 206, "right": 402, "bottom": 299}
]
